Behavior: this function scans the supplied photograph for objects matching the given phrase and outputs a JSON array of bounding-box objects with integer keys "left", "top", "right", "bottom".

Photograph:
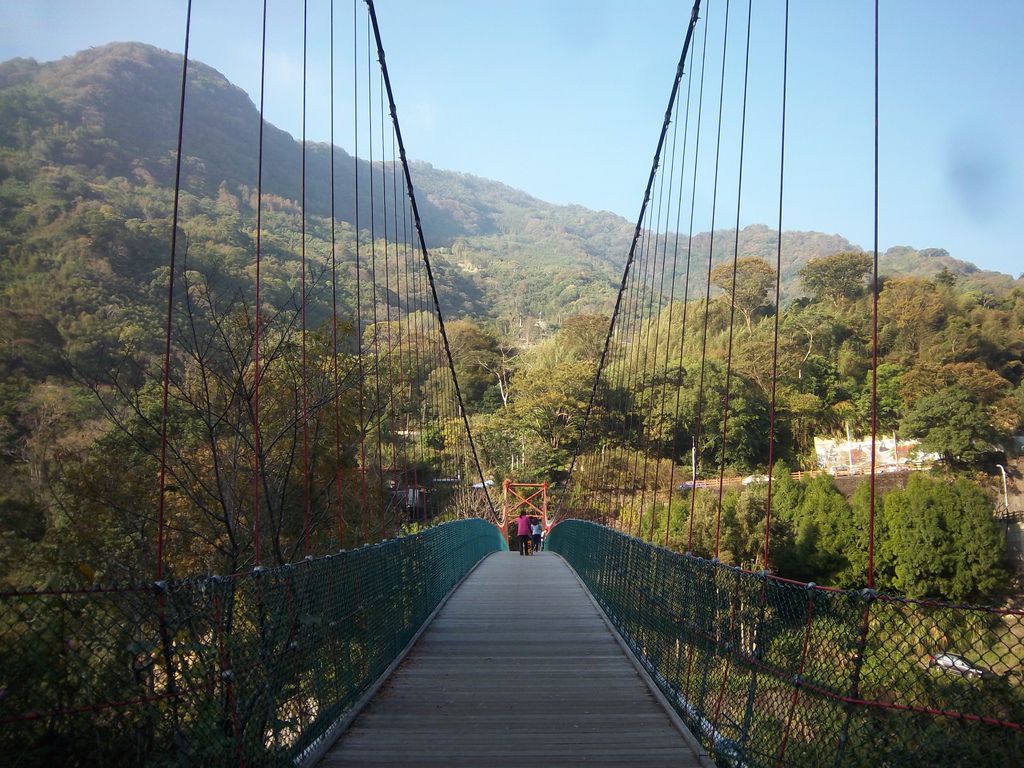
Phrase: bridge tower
[{"left": 500, "top": 479, "right": 551, "bottom": 546}]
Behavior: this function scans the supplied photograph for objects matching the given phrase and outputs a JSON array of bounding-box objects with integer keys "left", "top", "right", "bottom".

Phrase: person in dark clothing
[{"left": 517, "top": 511, "right": 532, "bottom": 556}]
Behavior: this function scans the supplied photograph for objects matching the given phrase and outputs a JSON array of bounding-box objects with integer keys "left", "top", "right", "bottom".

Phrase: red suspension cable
[
  {"left": 763, "top": 0, "right": 790, "bottom": 570},
  {"left": 714, "top": 0, "right": 753, "bottom": 559},
  {"left": 868, "top": 0, "right": 880, "bottom": 589},
  {"left": 669, "top": 8, "right": 711, "bottom": 549},
  {"left": 557, "top": 0, "right": 704, "bottom": 525},
  {"left": 300, "top": 0, "right": 311, "bottom": 558},
  {"left": 688, "top": 0, "right": 731, "bottom": 554},
  {"left": 353, "top": 0, "right": 367, "bottom": 543},
  {"left": 329, "top": 0, "right": 345, "bottom": 546},
  {"left": 155, "top": 0, "right": 192, "bottom": 580},
  {"left": 366, "top": 12, "right": 382, "bottom": 542},
  {"left": 252, "top": 0, "right": 269, "bottom": 567},
  {"left": 661, "top": 29, "right": 701, "bottom": 547},
  {"left": 650, "top": 73, "right": 686, "bottom": 546},
  {"left": 365, "top": 0, "right": 497, "bottom": 519}
]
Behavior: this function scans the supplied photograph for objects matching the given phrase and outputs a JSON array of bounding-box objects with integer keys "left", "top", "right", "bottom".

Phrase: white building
[{"left": 813, "top": 434, "right": 940, "bottom": 475}]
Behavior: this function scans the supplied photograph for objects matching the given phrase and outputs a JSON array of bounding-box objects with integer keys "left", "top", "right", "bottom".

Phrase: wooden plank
[{"left": 319, "top": 551, "right": 707, "bottom": 767}]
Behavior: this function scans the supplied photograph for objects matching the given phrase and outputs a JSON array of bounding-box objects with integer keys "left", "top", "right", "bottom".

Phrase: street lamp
[{"left": 996, "top": 464, "right": 1009, "bottom": 515}]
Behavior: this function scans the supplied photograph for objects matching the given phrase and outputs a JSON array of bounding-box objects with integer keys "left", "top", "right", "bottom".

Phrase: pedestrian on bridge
[
  {"left": 531, "top": 519, "right": 543, "bottom": 553},
  {"left": 517, "top": 510, "right": 532, "bottom": 556}
]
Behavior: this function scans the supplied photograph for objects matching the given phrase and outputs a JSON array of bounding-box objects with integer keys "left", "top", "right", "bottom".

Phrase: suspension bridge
[{"left": 1, "top": 1, "right": 1021, "bottom": 766}]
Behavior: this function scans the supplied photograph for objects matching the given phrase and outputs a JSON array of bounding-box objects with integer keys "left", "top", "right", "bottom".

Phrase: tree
[
  {"left": 844, "top": 480, "right": 896, "bottom": 589},
  {"left": 1016, "top": 380, "right": 1024, "bottom": 431},
  {"left": 901, "top": 362, "right": 1017, "bottom": 435},
  {"left": 883, "top": 474, "right": 1005, "bottom": 601},
  {"left": 492, "top": 334, "right": 596, "bottom": 483},
  {"left": 445, "top": 319, "right": 503, "bottom": 412},
  {"left": 510, "top": 358, "right": 592, "bottom": 452},
  {"left": 478, "top": 339, "right": 518, "bottom": 409},
  {"left": 719, "top": 484, "right": 796, "bottom": 571},
  {"left": 785, "top": 474, "right": 856, "bottom": 584},
  {"left": 557, "top": 314, "right": 609, "bottom": 362},
  {"left": 57, "top": 252, "right": 382, "bottom": 578},
  {"left": 797, "top": 251, "right": 871, "bottom": 306},
  {"left": 933, "top": 266, "right": 957, "bottom": 288},
  {"left": 854, "top": 363, "right": 905, "bottom": 434},
  {"left": 878, "top": 277, "right": 945, "bottom": 357},
  {"left": 901, "top": 384, "right": 1002, "bottom": 466},
  {"left": 709, "top": 257, "right": 775, "bottom": 331}
]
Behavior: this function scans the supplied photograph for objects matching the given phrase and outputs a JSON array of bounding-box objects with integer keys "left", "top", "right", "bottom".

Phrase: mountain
[{"left": 1, "top": 42, "right": 1019, "bottom": 333}]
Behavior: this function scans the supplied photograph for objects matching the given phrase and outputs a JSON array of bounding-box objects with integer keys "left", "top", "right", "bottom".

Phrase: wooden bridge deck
[{"left": 319, "top": 550, "right": 708, "bottom": 767}]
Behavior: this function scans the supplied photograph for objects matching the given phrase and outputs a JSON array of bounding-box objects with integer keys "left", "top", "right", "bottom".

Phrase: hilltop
[{"left": 0, "top": 42, "right": 1019, "bottom": 333}]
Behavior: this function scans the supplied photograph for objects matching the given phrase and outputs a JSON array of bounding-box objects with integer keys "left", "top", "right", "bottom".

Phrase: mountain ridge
[{"left": 1, "top": 41, "right": 1019, "bottom": 327}]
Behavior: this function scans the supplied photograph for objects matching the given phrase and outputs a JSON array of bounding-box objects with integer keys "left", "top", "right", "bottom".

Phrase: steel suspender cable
[
  {"left": 300, "top": 0, "right": 310, "bottom": 557},
  {"left": 403, "top": 172, "right": 425, "bottom": 522},
  {"left": 156, "top": 0, "right": 192, "bottom": 580},
  {"left": 621, "top": 207, "right": 653, "bottom": 533},
  {"left": 405, "top": 186, "right": 426, "bottom": 524},
  {"left": 868, "top": 0, "right": 880, "bottom": 590},
  {"left": 649, "top": 83, "right": 684, "bottom": 543},
  {"left": 253, "top": 0, "right": 269, "bottom": 567},
  {"left": 714, "top": 0, "right": 753, "bottom": 559},
  {"left": 365, "top": 0, "right": 496, "bottom": 520},
  {"left": 398, "top": 159, "right": 417, "bottom": 516},
  {"left": 664, "top": 29, "right": 700, "bottom": 547},
  {"left": 709, "top": 1, "right": 754, "bottom": 743},
  {"left": 644, "top": 81, "right": 688, "bottom": 541},
  {"left": 622, "top": 207, "right": 654, "bottom": 531},
  {"left": 836, "top": 7, "right": 880, "bottom": 761},
  {"left": 366, "top": 14, "right": 383, "bottom": 542},
  {"left": 635, "top": 157, "right": 669, "bottom": 539},
  {"left": 688, "top": 0, "right": 731, "bottom": 554},
  {"left": 602, "top": 219, "right": 638, "bottom": 523},
  {"left": 745, "top": 3, "right": 788, "bottom": 713},
  {"left": 642, "top": 160, "right": 673, "bottom": 539},
  {"left": 391, "top": 132, "right": 406, "bottom": 508},
  {"left": 628, "top": 209, "right": 655, "bottom": 534},
  {"left": 353, "top": 0, "right": 367, "bottom": 542},
  {"left": 329, "top": 0, "right": 345, "bottom": 546},
  {"left": 559, "top": 0, "right": 704, "bottom": 522},
  {"left": 379, "top": 69, "right": 396, "bottom": 525},
  {"left": 668, "top": 10, "right": 710, "bottom": 549},
  {"left": 615, "top": 228, "right": 645, "bottom": 525},
  {"left": 377, "top": 67, "right": 397, "bottom": 538},
  {"left": 763, "top": 0, "right": 790, "bottom": 570}
]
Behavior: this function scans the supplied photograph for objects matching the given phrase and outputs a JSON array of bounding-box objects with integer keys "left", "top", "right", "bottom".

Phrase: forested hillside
[
  {"left": 2, "top": 43, "right": 1018, "bottom": 326},
  {"left": 1, "top": 43, "right": 1023, "bottom": 600}
]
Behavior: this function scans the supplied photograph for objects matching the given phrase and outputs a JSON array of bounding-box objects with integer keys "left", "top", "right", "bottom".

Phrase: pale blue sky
[{"left": 2, "top": 1, "right": 1021, "bottom": 276}]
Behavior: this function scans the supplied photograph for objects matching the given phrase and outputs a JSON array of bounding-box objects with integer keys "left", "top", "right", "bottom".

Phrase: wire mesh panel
[
  {"left": 0, "top": 518, "right": 504, "bottom": 767},
  {"left": 547, "top": 520, "right": 1023, "bottom": 767}
]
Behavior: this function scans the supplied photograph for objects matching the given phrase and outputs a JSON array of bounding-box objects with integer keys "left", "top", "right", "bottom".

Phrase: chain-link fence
[
  {"left": 548, "top": 520, "right": 1023, "bottom": 767},
  {"left": 0, "top": 518, "right": 505, "bottom": 767}
]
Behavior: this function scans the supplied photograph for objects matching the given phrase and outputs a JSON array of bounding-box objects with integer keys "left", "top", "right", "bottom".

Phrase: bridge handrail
[
  {"left": 0, "top": 518, "right": 505, "bottom": 767},
  {"left": 547, "top": 519, "right": 1023, "bottom": 767}
]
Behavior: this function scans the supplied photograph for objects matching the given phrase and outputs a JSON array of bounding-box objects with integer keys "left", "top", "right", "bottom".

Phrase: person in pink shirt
[{"left": 517, "top": 511, "right": 532, "bottom": 556}]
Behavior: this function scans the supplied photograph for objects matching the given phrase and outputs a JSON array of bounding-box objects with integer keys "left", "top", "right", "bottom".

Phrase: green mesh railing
[
  {"left": 547, "top": 520, "right": 1023, "bottom": 767},
  {"left": 0, "top": 518, "right": 504, "bottom": 767}
]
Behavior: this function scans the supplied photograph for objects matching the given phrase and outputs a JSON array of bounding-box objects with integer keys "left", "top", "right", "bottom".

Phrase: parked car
[
  {"left": 927, "top": 653, "right": 987, "bottom": 678},
  {"left": 676, "top": 480, "right": 707, "bottom": 490},
  {"left": 742, "top": 474, "right": 770, "bottom": 486}
]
